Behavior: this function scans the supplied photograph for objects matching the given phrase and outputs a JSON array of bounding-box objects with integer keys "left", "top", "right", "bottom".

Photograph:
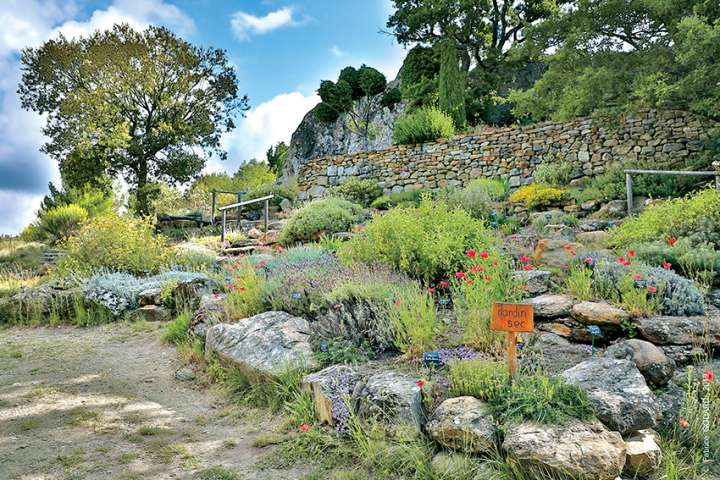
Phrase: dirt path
[{"left": 0, "top": 323, "right": 308, "bottom": 480}]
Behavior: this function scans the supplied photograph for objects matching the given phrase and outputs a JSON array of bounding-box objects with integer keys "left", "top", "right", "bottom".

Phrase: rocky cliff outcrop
[{"left": 283, "top": 81, "right": 405, "bottom": 180}]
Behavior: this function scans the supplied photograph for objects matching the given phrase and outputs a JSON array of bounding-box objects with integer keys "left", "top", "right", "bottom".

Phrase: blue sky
[{"left": 0, "top": 0, "right": 405, "bottom": 234}]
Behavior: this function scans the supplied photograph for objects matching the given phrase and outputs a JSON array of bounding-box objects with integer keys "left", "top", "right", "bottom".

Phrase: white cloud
[
  {"left": 230, "top": 7, "right": 297, "bottom": 41},
  {"left": 330, "top": 45, "right": 346, "bottom": 57},
  {"left": 0, "top": 0, "right": 195, "bottom": 235},
  {"left": 214, "top": 91, "right": 319, "bottom": 174}
]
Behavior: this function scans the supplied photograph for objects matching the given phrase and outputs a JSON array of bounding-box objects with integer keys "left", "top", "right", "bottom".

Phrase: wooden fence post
[
  {"left": 625, "top": 172, "right": 633, "bottom": 214},
  {"left": 236, "top": 192, "right": 242, "bottom": 228},
  {"left": 210, "top": 191, "right": 216, "bottom": 225},
  {"left": 264, "top": 199, "right": 270, "bottom": 232},
  {"left": 221, "top": 210, "right": 227, "bottom": 243}
]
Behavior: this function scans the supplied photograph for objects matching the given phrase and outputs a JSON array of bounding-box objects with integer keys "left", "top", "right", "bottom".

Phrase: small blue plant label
[
  {"left": 291, "top": 292, "right": 302, "bottom": 301},
  {"left": 587, "top": 325, "right": 602, "bottom": 337},
  {"left": 422, "top": 351, "right": 442, "bottom": 366},
  {"left": 320, "top": 340, "right": 329, "bottom": 353},
  {"left": 438, "top": 297, "right": 451, "bottom": 307}
]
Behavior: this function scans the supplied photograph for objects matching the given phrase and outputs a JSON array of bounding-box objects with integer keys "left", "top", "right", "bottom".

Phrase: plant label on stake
[{"left": 491, "top": 302, "right": 534, "bottom": 380}]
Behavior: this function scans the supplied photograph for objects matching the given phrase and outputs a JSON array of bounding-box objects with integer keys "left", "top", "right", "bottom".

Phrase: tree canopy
[{"left": 19, "top": 23, "right": 248, "bottom": 215}]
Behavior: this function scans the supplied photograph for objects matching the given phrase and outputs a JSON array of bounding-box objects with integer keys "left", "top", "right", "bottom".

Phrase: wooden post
[
  {"left": 715, "top": 175, "right": 720, "bottom": 190},
  {"left": 506, "top": 332, "right": 518, "bottom": 380},
  {"left": 236, "top": 192, "right": 242, "bottom": 227},
  {"left": 264, "top": 199, "right": 270, "bottom": 232},
  {"left": 221, "top": 210, "right": 227, "bottom": 243},
  {"left": 210, "top": 191, "right": 216, "bottom": 225},
  {"left": 625, "top": 172, "right": 633, "bottom": 214}
]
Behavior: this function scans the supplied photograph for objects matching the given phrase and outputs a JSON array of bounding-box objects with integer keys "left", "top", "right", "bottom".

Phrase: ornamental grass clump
[
  {"left": 279, "top": 197, "right": 365, "bottom": 246},
  {"left": 449, "top": 358, "right": 507, "bottom": 401},
  {"left": 339, "top": 198, "right": 496, "bottom": 284}
]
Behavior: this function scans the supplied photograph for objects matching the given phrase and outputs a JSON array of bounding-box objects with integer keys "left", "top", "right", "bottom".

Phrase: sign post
[{"left": 491, "top": 302, "right": 534, "bottom": 380}]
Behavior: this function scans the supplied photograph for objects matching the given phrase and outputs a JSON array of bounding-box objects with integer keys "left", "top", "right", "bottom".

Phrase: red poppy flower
[
  {"left": 484, "top": 275, "right": 493, "bottom": 281},
  {"left": 667, "top": 238, "right": 677, "bottom": 246},
  {"left": 679, "top": 418, "right": 689, "bottom": 428},
  {"left": 439, "top": 281, "right": 449, "bottom": 288},
  {"left": 466, "top": 279, "right": 475, "bottom": 285},
  {"left": 523, "top": 264, "right": 534, "bottom": 271},
  {"left": 416, "top": 379, "right": 426, "bottom": 389},
  {"left": 333, "top": 303, "right": 343, "bottom": 310},
  {"left": 634, "top": 274, "right": 643, "bottom": 281},
  {"left": 519, "top": 255, "right": 530, "bottom": 263},
  {"left": 470, "top": 266, "right": 481, "bottom": 273},
  {"left": 480, "top": 251, "right": 489, "bottom": 259},
  {"left": 564, "top": 244, "right": 572, "bottom": 250},
  {"left": 467, "top": 250, "right": 477, "bottom": 258},
  {"left": 299, "top": 424, "right": 310, "bottom": 432},
  {"left": 623, "top": 261, "right": 631, "bottom": 266},
  {"left": 238, "top": 287, "right": 246, "bottom": 292},
  {"left": 662, "top": 261, "right": 672, "bottom": 270},
  {"left": 427, "top": 287, "right": 436, "bottom": 294},
  {"left": 617, "top": 257, "right": 626, "bottom": 264},
  {"left": 492, "top": 261, "right": 498, "bottom": 266},
  {"left": 627, "top": 250, "right": 636, "bottom": 257},
  {"left": 583, "top": 257, "right": 593, "bottom": 264},
  {"left": 394, "top": 299, "right": 401, "bottom": 306},
  {"left": 570, "top": 250, "right": 577, "bottom": 257},
  {"left": 255, "top": 264, "right": 262, "bottom": 269},
  {"left": 647, "top": 286, "right": 657, "bottom": 293},
  {"left": 455, "top": 272, "right": 467, "bottom": 279},
  {"left": 705, "top": 371, "right": 715, "bottom": 382}
]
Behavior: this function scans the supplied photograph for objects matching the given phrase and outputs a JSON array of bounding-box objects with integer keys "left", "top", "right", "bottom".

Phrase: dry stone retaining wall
[{"left": 296, "top": 110, "right": 717, "bottom": 198}]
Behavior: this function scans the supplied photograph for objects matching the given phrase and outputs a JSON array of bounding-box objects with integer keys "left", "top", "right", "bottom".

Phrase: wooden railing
[
  {"left": 217, "top": 195, "right": 274, "bottom": 242},
  {"left": 624, "top": 169, "right": 720, "bottom": 213}
]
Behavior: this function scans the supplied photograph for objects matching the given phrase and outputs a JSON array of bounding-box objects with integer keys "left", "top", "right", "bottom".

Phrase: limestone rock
[
  {"left": 624, "top": 429, "right": 662, "bottom": 477},
  {"left": 354, "top": 370, "right": 425, "bottom": 433},
  {"left": 174, "top": 365, "right": 197, "bottom": 381},
  {"left": 189, "top": 294, "right": 228, "bottom": 339},
  {"left": 174, "top": 277, "right": 220, "bottom": 310},
  {"left": 130, "top": 305, "right": 170, "bottom": 322},
  {"left": 303, "top": 365, "right": 363, "bottom": 426},
  {"left": 426, "top": 397, "right": 497, "bottom": 454},
  {"left": 523, "top": 333, "right": 592, "bottom": 374},
  {"left": 571, "top": 301, "right": 630, "bottom": 327},
  {"left": 512, "top": 269, "right": 551, "bottom": 295},
  {"left": 205, "top": 311, "right": 316, "bottom": 377},
  {"left": 533, "top": 239, "right": 584, "bottom": 269},
  {"left": 502, "top": 421, "right": 626, "bottom": 480},
  {"left": 636, "top": 313, "right": 720, "bottom": 347},
  {"left": 605, "top": 339, "right": 675, "bottom": 387},
  {"left": 655, "top": 382, "right": 686, "bottom": 431},
  {"left": 138, "top": 288, "right": 162, "bottom": 306},
  {"left": 279, "top": 198, "right": 293, "bottom": 212},
  {"left": 562, "top": 358, "right": 660, "bottom": 435},
  {"left": 528, "top": 294, "right": 575, "bottom": 318},
  {"left": 593, "top": 200, "right": 626, "bottom": 219}
]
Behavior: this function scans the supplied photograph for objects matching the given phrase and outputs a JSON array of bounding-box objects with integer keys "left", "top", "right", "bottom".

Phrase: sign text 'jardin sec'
[{"left": 490, "top": 302, "right": 534, "bottom": 380}]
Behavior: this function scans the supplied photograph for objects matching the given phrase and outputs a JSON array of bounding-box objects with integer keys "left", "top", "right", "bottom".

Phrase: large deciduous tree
[
  {"left": 19, "top": 24, "right": 248, "bottom": 215},
  {"left": 509, "top": 0, "right": 720, "bottom": 121}
]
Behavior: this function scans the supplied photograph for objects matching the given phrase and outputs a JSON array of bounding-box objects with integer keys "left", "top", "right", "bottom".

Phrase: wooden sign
[
  {"left": 491, "top": 303, "right": 534, "bottom": 332},
  {"left": 491, "top": 302, "right": 534, "bottom": 380}
]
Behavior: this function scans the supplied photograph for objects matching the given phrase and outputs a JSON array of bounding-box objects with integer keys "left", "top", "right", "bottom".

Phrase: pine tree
[{"left": 438, "top": 38, "right": 467, "bottom": 129}]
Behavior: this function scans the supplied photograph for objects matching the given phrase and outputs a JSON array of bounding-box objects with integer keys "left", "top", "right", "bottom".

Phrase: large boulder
[
  {"left": 562, "top": 358, "right": 660, "bottom": 435},
  {"left": 636, "top": 312, "right": 720, "bottom": 347},
  {"left": 175, "top": 277, "right": 220, "bottom": 310},
  {"left": 512, "top": 269, "right": 551, "bottom": 295},
  {"left": 129, "top": 305, "right": 170, "bottom": 322},
  {"left": 571, "top": 301, "right": 630, "bottom": 327},
  {"left": 354, "top": 370, "right": 426, "bottom": 434},
  {"left": 523, "top": 333, "right": 592, "bottom": 374},
  {"left": 138, "top": 287, "right": 162, "bottom": 306},
  {"left": 205, "top": 311, "right": 316, "bottom": 377},
  {"left": 189, "top": 294, "right": 228, "bottom": 339},
  {"left": 532, "top": 239, "right": 584, "bottom": 269},
  {"left": 528, "top": 294, "right": 575, "bottom": 319},
  {"left": 605, "top": 339, "right": 675, "bottom": 387},
  {"left": 426, "top": 397, "right": 497, "bottom": 454},
  {"left": 502, "top": 421, "right": 626, "bottom": 480},
  {"left": 624, "top": 429, "right": 662, "bottom": 477},
  {"left": 655, "top": 382, "right": 686, "bottom": 431}
]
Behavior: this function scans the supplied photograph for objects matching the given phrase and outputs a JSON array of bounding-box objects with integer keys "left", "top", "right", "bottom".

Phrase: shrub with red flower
[
  {"left": 456, "top": 272, "right": 467, "bottom": 279},
  {"left": 661, "top": 261, "right": 672, "bottom": 270},
  {"left": 299, "top": 424, "right": 311, "bottom": 432},
  {"left": 416, "top": 379, "right": 426, "bottom": 389},
  {"left": 467, "top": 250, "right": 477, "bottom": 258},
  {"left": 480, "top": 251, "right": 489, "bottom": 259},
  {"left": 705, "top": 370, "right": 715, "bottom": 382},
  {"left": 667, "top": 238, "right": 677, "bottom": 246}
]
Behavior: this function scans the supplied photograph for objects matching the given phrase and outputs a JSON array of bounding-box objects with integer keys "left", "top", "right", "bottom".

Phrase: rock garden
[{"left": 2, "top": 173, "right": 718, "bottom": 480}]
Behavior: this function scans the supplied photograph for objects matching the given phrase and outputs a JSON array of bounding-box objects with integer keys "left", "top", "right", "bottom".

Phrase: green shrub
[
  {"left": 223, "top": 258, "right": 267, "bottom": 320},
  {"left": 279, "top": 198, "right": 365, "bottom": 246},
  {"left": 388, "top": 287, "right": 440, "bottom": 357},
  {"left": 630, "top": 239, "right": 720, "bottom": 287},
  {"left": 564, "top": 263, "right": 593, "bottom": 301},
  {"left": 56, "top": 214, "right": 172, "bottom": 278},
  {"left": 339, "top": 198, "right": 496, "bottom": 283},
  {"left": 30, "top": 204, "right": 89, "bottom": 244},
  {"left": 449, "top": 359, "right": 507, "bottom": 401},
  {"left": 162, "top": 310, "right": 193, "bottom": 346},
  {"left": 313, "top": 338, "right": 376, "bottom": 367},
  {"left": 393, "top": 107, "right": 455, "bottom": 145},
  {"left": 531, "top": 211, "right": 578, "bottom": 231},
  {"left": 328, "top": 178, "right": 383, "bottom": 207},
  {"left": 533, "top": 160, "right": 575, "bottom": 186},
  {"left": 610, "top": 188, "right": 720, "bottom": 249},
  {"left": 370, "top": 189, "right": 427, "bottom": 210},
  {"left": 490, "top": 374, "right": 594, "bottom": 425},
  {"left": 442, "top": 178, "right": 509, "bottom": 219},
  {"left": 508, "top": 184, "right": 566, "bottom": 210}
]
